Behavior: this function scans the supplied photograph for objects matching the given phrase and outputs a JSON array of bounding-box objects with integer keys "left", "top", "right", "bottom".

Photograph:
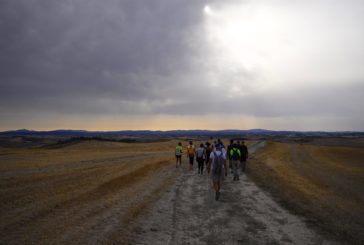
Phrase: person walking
[
  {"left": 217, "top": 138, "right": 225, "bottom": 150},
  {"left": 229, "top": 141, "right": 241, "bottom": 181},
  {"left": 226, "top": 139, "right": 234, "bottom": 173},
  {"left": 207, "top": 144, "right": 227, "bottom": 201},
  {"left": 175, "top": 142, "right": 183, "bottom": 168},
  {"left": 186, "top": 141, "right": 195, "bottom": 171},
  {"left": 204, "top": 142, "right": 212, "bottom": 166},
  {"left": 196, "top": 143, "right": 205, "bottom": 175},
  {"left": 239, "top": 141, "right": 249, "bottom": 172},
  {"left": 212, "top": 140, "right": 217, "bottom": 151}
]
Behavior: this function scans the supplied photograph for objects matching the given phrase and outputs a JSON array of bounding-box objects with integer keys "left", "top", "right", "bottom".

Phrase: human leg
[
  {"left": 232, "top": 160, "right": 239, "bottom": 180},
  {"left": 229, "top": 159, "right": 233, "bottom": 173},
  {"left": 215, "top": 181, "right": 221, "bottom": 200},
  {"left": 189, "top": 156, "right": 194, "bottom": 170},
  {"left": 198, "top": 159, "right": 203, "bottom": 174},
  {"left": 213, "top": 181, "right": 218, "bottom": 200}
]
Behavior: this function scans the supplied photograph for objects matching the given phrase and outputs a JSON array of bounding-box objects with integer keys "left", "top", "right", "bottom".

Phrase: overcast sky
[{"left": 1, "top": 0, "right": 363, "bottom": 131}]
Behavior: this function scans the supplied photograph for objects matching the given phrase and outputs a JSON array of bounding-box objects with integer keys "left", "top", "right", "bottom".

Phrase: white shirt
[
  {"left": 211, "top": 147, "right": 226, "bottom": 155},
  {"left": 209, "top": 150, "right": 226, "bottom": 160}
]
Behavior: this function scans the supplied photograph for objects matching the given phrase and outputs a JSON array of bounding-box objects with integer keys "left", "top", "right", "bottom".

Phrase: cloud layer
[{"left": 0, "top": 0, "right": 363, "bottom": 130}]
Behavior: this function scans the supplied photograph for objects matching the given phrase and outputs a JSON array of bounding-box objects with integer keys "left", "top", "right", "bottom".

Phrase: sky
[{"left": 0, "top": 0, "right": 363, "bottom": 131}]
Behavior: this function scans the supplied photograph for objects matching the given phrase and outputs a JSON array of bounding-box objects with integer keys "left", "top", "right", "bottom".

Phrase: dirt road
[{"left": 131, "top": 142, "right": 336, "bottom": 245}]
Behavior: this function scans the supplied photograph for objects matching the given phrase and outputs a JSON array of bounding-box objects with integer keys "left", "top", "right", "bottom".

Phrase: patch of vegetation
[{"left": 45, "top": 137, "right": 137, "bottom": 148}]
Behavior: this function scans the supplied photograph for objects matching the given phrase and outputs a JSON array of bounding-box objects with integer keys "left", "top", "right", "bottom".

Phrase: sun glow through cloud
[
  {"left": 201, "top": 2, "right": 364, "bottom": 93},
  {"left": 202, "top": 4, "right": 295, "bottom": 91},
  {"left": 203, "top": 5, "right": 212, "bottom": 15}
]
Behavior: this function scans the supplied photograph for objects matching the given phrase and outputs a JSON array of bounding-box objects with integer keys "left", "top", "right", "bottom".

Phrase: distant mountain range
[{"left": 0, "top": 129, "right": 363, "bottom": 138}]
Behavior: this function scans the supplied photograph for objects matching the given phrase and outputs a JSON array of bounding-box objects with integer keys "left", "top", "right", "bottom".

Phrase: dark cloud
[
  {"left": 0, "top": 0, "right": 209, "bottom": 100},
  {"left": 0, "top": 0, "right": 363, "bottom": 130}
]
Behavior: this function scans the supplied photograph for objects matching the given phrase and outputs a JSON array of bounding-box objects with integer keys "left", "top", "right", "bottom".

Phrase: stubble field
[
  {"left": 0, "top": 137, "right": 363, "bottom": 244},
  {"left": 247, "top": 138, "right": 364, "bottom": 244},
  {"left": 0, "top": 140, "right": 178, "bottom": 244}
]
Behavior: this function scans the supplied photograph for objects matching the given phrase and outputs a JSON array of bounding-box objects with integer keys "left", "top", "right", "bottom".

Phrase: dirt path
[{"left": 131, "top": 142, "right": 337, "bottom": 245}]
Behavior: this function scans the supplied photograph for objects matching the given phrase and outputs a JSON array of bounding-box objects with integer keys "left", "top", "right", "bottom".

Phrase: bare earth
[{"left": 129, "top": 142, "right": 336, "bottom": 245}]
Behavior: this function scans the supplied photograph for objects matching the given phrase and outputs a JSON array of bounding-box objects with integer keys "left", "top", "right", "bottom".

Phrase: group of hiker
[{"left": 174, "top": 139, "right": 248, "bottom": 201}]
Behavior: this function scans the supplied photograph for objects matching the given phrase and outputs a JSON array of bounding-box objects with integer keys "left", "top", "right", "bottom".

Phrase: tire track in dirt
[{"left": 131, "top": 141, "right": 338, "bottom": 245}]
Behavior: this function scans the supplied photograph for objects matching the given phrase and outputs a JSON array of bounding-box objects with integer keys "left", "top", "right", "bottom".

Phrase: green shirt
[{"left": 175, "top": 145, "right": 183, "bottom": 156}]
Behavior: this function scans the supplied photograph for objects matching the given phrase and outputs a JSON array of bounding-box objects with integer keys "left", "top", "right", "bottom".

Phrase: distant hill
[{"left": 0, "top": 129, "right": 363, "bottom": 139}]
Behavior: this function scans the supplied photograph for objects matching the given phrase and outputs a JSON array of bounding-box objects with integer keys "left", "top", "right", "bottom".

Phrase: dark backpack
[
  {"left": 230, "top": 147, "right": 241, "bottom": 161},
  {"left": 197, "top": 148, "right": 205, "bottom": 158},
  {"left": 205, "top": 145, "right": 212, "bottom": 155},
  {"left": 213, "top": 152, "right": 224, "bottom": 175},
  {"left": 240, "top": 145, "right": 248, "bottom": 160}
]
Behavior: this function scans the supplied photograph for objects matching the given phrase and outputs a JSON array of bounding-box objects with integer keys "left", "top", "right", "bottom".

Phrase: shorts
[
  {"left": 212, "top": 170, "right": 225, "bottom": 182},
  {"left": 196, "top": 157, "right": 204, "bottom": 164},
  {"left": 189, "top": 156, "right": 194, "bottom": 165},
  {"left": 176, "top": 155, "right": 181, "bottom": 159}
]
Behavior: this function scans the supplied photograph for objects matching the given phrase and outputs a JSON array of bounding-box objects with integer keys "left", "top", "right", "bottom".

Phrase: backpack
[
  {"left": 197, "top": 148, "right": 205, "bottom": 158},
  {"left": 230, "top": 147, "right": 241, "bottom": 161},
  {"left": 213, "top": 151, "right": 224, "bottom": 175},
  {"left": 187, "top": 145, "right": 195, "bottom": 156},
  {"left": 205, "top": 145, "right": 212, "bottom": 154},
  {"left": 240, "top": 145, "right": 248, "bottom": 160}
]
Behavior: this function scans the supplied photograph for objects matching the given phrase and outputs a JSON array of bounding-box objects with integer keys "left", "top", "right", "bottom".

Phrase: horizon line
[{"left": 1, "top": 128, "right": 363, "bottom": 133}]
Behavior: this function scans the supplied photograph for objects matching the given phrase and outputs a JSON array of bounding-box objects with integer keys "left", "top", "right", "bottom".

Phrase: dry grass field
[
  {"left": 0, "top": 139, "right": 181, "bottom": 244},
  {"left": 1, "top": 137, "right": 363, "bottom": 244},
  {"left": 247, "top": 139, "right": 364, "bottom": 244}
]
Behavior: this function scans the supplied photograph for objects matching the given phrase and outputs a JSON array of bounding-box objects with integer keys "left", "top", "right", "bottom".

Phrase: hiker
[
  {"left": 204, "top": 142, "right": 212, "bottom": 166},
  {"left": 207, "top": 144, "right": 227, "bottom": 201},
  {"left": 239, "top": 141, "right": 249, "bottom": 172},
  {"left": 196, "top": 143, "right": 205, "bottom": 175},
  {"left": 226, "top": 139, "right": 234, "bottom": 173},
  {"left": 175, "top": 142, "right": 183, "bottom": 168},
  {"left": 212, "top": 140, "right": 217, "bottom": 151},
  {"left": 229, "top": 141, "right": 241, "bottom": 180},
  {"left": 217, "top": 138, "right": 225, "bottom": 150},
  {"left": 186, "top": 141, "right": 195, "bottom": 171}
]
